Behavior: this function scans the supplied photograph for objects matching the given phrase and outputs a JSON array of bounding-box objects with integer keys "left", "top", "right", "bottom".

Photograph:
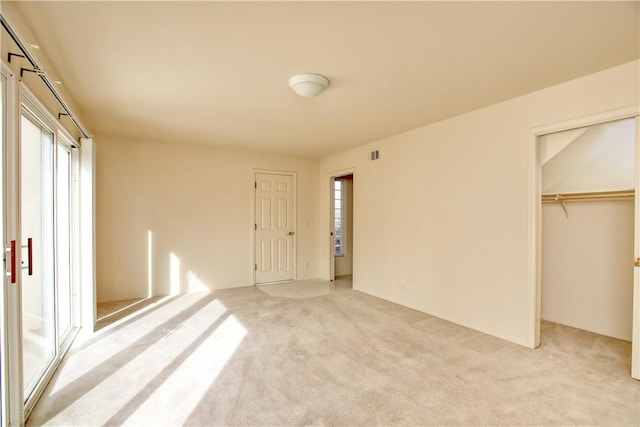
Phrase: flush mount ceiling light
[{"left": 288, "top": 73, "right": 330, "bottom": 98}]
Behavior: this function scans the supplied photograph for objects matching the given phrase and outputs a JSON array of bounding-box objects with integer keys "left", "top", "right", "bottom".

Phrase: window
[{"left": 334, "top": 179, "right": 344, "bottom": 256}]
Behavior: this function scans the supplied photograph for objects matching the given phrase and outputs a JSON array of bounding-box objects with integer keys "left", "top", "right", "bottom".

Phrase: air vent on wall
[{"left": 370, "top": 150, "right": 380, "bottom": 161}]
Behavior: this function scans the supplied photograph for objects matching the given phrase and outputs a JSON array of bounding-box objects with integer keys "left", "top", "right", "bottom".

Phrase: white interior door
[{"left": 255, "top": 173, "right": 294, "bottom": 284}]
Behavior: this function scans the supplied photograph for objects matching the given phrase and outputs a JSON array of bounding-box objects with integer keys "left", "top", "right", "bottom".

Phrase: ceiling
[{"left": 9, "top": 1, "right": 639, "bottom": 158}]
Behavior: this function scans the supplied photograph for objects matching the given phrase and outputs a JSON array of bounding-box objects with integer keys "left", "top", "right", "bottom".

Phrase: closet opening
[{"left": 535, "top": 115, "right": 639, "bottom": 379}]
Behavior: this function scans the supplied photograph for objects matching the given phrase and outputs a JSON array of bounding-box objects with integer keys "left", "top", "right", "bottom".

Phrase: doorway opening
[
  {"left": 330, "top": 173, "right": 354, "bottom": 290},
  {"left": 529, "top": 108, "right": 640, "bottom": 380}
]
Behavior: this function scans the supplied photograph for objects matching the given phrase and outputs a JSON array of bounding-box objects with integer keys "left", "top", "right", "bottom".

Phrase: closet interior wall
[{"left": 540, "top": 118, "right": 636, "bottom": 341}]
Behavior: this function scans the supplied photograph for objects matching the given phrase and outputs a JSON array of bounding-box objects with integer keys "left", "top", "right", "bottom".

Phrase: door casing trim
[{"left": 327, "top": 168, "right": 356, "bottom": 284}]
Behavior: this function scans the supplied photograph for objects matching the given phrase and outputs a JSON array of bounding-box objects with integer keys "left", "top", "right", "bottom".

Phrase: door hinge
[
  {"left": 255, "top": 264, "right": 257, "bottom": 271},
  {"left": 254, "top": 181, "right": 257, "bottom": 189},
  {"left": 254, "top": 223, "right": 257, "bottom": 230}
]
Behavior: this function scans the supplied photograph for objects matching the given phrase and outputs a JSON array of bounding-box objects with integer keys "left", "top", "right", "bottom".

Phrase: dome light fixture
[{"left": 289, "top": 73, "right": 330, "bottom": 98}]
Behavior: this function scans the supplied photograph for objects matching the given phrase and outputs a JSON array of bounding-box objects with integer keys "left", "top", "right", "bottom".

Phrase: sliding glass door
[
  {"left": 1, "top": 61, "right": 81, "bottom": 423},
  {"left": 1, "top": 59, "right": 81, "bottom": 423},
  {"left": 20, "top": 110, "right": 56, "bottom": 402},
  {"left": 1, "top": 60, "right": 8, "bottom": 427},
  {"left": 18, "top": 91, "right": 80, "bottom": 418}
]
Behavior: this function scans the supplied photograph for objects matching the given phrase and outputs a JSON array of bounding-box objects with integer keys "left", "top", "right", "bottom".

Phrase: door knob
[
  {"left": 288, "top": 231, "right": 295, "bottom": 236},
  {"left": 635, "top": 258, "right": 640, "bottom": 267}
]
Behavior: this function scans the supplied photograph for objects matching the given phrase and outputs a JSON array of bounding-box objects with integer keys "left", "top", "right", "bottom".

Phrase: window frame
[{"left": 334, "top": 179, "right": 346, "bottom": 257}]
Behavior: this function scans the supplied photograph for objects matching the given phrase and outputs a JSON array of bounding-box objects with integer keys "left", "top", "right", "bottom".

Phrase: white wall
[
  {"left": 318, "top": 60, "right": 639, "bottom": 346},
  {"left": 97, "top": 137, "right": 319, "bottom": 302},
  {"left": 542, "top": 200, "right": 634, "bottom": 341},
  {"left": 541, "top": 118, "right": 635, "bottom": 194},
  {"left": 335, "top": 176, "right": 353, "bottom": 276}
]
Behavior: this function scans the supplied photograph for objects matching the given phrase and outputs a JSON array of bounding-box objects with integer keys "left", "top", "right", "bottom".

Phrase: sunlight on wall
[
  {"left": 147, "top": 230, "right": 153, "bottom": 298},
  {"left": 170, "top": 252, "right": 181, "bottom": 295},
  {"left": 187, "top": 270, "right": 210, "bottom": 292}
]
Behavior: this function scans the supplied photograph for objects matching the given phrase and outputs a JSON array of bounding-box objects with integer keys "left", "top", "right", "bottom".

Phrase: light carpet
[{"left": 27, "top": 286, "right": 639, "bottom": 426}]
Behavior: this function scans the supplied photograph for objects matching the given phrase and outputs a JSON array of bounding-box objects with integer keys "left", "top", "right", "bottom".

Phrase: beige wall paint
[
  {"left": 97, "top": 138, "right": 318, "bottom": 302},
  {"left": 335, "top": 176, "right": 353, "bottom": 276},
  {"left": 541, "top": 201, "right": 634, "bottom": 341},
  {"left": 318, "top": 60, "right": 639, "bottom": 346}
]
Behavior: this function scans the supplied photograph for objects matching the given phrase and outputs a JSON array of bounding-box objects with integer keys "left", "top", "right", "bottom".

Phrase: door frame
[
  {"left": 527, "top": 105, "right": 640, "bottom": 379},
  {"left": 2, "top": 59, "right": 21, "bottom": 427},
  {"left": 252, "top": 169, "right": 296, "bottom": 285},
  {"left": 328, "top": 168, "right": 355, "bottom": 283},
  {"left": 55, "top": 132, "right": 80, "bottom": 351}
]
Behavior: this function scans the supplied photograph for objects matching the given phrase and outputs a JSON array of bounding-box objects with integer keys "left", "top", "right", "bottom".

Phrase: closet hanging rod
[
  {"left": 541, "top": 190, "right": 635, "bottom": 203},
  {"left": 1, "top": 13, "right": 90, "bottom": 139}
]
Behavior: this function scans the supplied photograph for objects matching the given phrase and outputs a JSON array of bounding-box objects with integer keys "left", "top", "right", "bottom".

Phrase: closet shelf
[
  {"left": 541, "top": 190, "right": 635, "bottom": 203},
  {"left": 542, "top": 190, "right": 634, "bottom": 218}
]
